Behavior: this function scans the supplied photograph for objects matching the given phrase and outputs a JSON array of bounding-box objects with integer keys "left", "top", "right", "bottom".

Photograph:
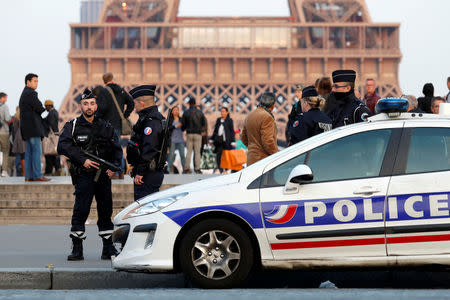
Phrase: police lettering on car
[
  {"left": 288, "top": 85, "right": 332, "bottom": 145},
  {"left": 127, "top": 85, "right": 172, "bottom": 201},
  {"left": 57, "top": 88, "right": 122, "bottom": 261},
  {"left": 326, "top": 69, "right": 372, "bottom": 128}
]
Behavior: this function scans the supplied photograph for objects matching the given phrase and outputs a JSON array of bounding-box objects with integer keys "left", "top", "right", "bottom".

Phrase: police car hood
[{"left": 135, "top": 173, "right": 241, "bottom": 205}]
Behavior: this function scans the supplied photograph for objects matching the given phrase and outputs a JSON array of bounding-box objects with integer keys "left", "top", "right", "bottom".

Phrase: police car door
[
  {"left": 386, "top": 121, "right": 450, "bottom": 256},
  {"left": 259, "top": 122, "right": 403, "bottom": 260}
]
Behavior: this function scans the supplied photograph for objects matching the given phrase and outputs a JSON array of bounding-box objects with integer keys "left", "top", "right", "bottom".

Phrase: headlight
[{"left": 124, "top": 192, "right": 188, "bottom": 219}]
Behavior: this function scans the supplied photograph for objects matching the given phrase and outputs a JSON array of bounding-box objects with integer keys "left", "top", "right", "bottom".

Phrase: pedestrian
[
  {"left": 12, "top": 107, "right": 26, "bottom": 176},
  {"left": 167, "top": 106, "right": 186, "bottom": 174},
  {"left": 97, "top": 72, "right": 134, "bottom": 179},
  {"left": 288, "top": 86, "right": 332, "bottom": 145},
  {"left": 402, "top": 94, "right": 424, "bottom": 113},
  {"left": 0, "top": 92, "right": 11, "bottom": 177},
  {"left": 43, "top": 100, "right": 61, "bottom": 176},
  {"left": 234, "top": 129, "right": 247, "bottom": 151},
  {"left": 363, "top": 78, "right": 380, "bottom": 114},
  {"left": 241, "top": 92, "right": 279, "bottom": 166},
  {"left": 181, "top": 96, "right": 206, "bottom": 174},
  {"left": 57, "top": 88, "right": 122, "bottom": 261},
  {"left": 126, "top": 85, "right": 167, "bottom": 200},
  {"left": 211, "top": 107, "right": 235, "bottom": 173},
  {"left": 417, "top": 83, "right": 434, "bottom": 113},
  {"left": 285, "top": 85, "right": 304, "bottom": 143},
  {"left": 430, "top": 97, "right": 445, "bottom": 114},
  {"left": 326, "top": 70, "right": 372, "bottom": 128},
  {"left": 19, "top": 73, "right": 50, "bottom": 182}
]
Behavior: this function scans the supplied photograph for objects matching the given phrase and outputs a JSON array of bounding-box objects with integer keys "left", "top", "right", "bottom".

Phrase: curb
[{"left": 0, "top": 268, "right": 184, "bottom": 290}]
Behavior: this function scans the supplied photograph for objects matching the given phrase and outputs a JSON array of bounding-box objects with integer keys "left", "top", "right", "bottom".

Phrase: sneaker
[{"left": 1, "top": 171, "right": 8, "bottom": 177}]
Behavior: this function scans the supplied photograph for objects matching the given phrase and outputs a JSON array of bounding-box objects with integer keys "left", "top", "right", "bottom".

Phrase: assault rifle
[
  {"left": 82, "top": 150, "right": 121, "bottom": 182},
  {"left": 156, "top": 108, "right": 173, "bottom": 171}
]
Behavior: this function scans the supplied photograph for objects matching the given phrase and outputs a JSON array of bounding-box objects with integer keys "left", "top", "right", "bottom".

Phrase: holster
[{"left": 68, "top": 163, "right": 80, "bottom": 186}]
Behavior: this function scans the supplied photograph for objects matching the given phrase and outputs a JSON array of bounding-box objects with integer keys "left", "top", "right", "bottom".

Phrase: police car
[{"left": 112, "top": 98, "right": 450, "bottom": 288}]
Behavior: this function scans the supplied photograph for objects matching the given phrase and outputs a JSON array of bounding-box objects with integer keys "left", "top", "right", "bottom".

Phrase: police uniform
[
  {"left": 327, "top": 70, "right": 372, "bottom": 128},
  {"left": 57, "top": 88, "right": 122, "bottom": 261},
  {"left": 289, "top": 86, "right": 332, "bottom": 145},
  {"left": 127, "top": 85, "right": 165, "bottom": 201}
]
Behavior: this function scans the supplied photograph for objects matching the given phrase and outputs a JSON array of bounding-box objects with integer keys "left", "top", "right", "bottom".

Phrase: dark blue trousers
[
  {"left": 134, "top": 171, "right": 164, "bottom": 201},
  {"left": 71, "top": 171, "right": 114, "bottom": 232}
]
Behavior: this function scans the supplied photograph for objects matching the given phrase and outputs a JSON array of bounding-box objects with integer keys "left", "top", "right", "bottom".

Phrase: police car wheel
[{"left": 179, "top": 218, "right": 254, "bottom": 289}]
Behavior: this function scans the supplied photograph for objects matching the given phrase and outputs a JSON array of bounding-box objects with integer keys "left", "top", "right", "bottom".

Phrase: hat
[
  {"left": 234, "top": 129, "right": 240, "bottom": 134},
  {"left": 129, "top": 85, "right": 156, "bottom": 99},
  {"left": 301, "top": 86, "right": 318, "bottom": 98},
  {"left": 332, "top": 70, "right": 356, "bottom": 83},
  {"left": 81, "top": 88, "right": 94, "bottom": 100},
  {"left": 44, "top": 100, "right": 54, "bottom": 106}
]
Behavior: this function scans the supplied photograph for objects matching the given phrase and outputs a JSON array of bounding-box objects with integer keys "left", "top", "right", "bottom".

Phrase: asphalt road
[
  {"left": 1, "top": 289, "right": 450, "bottom": 300},
  {"left": 3, "top": 225, "right": 450, "bottom": 290},
  {"left": 0, "top": 225, "right": 110, "bottom": 268}
]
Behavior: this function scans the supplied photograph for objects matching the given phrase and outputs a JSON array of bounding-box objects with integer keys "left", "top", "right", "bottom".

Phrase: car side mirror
[{"left": 283, "top": 165, "right": 313, "bottom": 195}]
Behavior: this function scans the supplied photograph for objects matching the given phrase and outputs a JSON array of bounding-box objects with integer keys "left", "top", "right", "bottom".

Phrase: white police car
[{"left": 112, "top": 98, "right": 450, "bottom": 288}]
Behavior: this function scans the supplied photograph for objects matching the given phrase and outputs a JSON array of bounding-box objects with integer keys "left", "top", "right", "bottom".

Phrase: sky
[{"left": 0, "top": 0, "right": 449, "bottom": 113}]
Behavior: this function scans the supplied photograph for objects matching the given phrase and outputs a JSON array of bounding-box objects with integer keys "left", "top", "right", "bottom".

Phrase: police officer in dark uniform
[
  {"left": 57, "top": 88, "right": 122, "bottom": 261},
  {"left": 126, "top": 85, "right": 166, "bottom": 201},
  {"left": 288, "top": 86, "right": 332, "bottom": 145},
  {"left": 326, "top": 70, "right": 372, "bottom": 128}
]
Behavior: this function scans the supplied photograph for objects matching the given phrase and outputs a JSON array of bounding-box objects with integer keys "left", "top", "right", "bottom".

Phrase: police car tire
[{"left": 179, "top": 218, "right": 254, "bottom": 289}]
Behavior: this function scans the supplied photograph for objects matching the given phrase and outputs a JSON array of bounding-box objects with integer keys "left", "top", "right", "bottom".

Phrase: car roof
[{"left": 368, "top": 112, "right": 450, "bottom": 123}]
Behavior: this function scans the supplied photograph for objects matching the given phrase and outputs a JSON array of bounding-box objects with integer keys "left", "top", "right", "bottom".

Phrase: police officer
[
  {"left": 288, "top": 86, "right": 332, "bottom": 145},
  {"left": 325, "top": 70, "right": 372, "bottom": 128},
  {"left": 57, "top": 88, "right": 122, "bottom": 261},
  {"left": 127, "top": 85, "right": 165, "bottom": 200},
  {"left": 285, "top": 85, "right": 304, "bottom": 143}
]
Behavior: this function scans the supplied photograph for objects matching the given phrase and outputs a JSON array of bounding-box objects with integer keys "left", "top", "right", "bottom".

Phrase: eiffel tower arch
[{"left": 60, "top": 0, "right": 402, "bottom": 140}]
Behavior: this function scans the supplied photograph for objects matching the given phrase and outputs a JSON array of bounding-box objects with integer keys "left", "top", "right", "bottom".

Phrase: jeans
[
  {"left": 167, "top": 142, "right": 186, "bottom": 170},
  {"left": 25, "top": 137, "right": 43, "bottom": 179},
  {"left": 15, "top": 153, "right": 24, "bottom": 176}
]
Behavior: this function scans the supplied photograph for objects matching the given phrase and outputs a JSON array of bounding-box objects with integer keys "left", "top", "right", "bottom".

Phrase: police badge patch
[
  {"left": 293, "top": 120, "right": 300, "bottom": 128},
  {"left": 144, "top": 127, "right": 152, "bottom": 135}
]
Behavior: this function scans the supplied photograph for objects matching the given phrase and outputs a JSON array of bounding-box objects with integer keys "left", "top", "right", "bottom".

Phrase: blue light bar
[{"left": 375, "top": 98, "right": 409, "bottom": 114}]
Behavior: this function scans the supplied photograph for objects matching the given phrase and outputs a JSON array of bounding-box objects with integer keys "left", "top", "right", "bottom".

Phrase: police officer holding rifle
[
  {"left": 127, "top": 85, "right": 173, "bottom": 200},
  {"left": 57, "top": 88, "right": 122, "bottom": 261}
]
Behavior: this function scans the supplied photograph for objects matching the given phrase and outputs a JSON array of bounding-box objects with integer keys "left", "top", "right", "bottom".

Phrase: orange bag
[{"left": 220, "top": 149, "right": 247, "bottom": 171}]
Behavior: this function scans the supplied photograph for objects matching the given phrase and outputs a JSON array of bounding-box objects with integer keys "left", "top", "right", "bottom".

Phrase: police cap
[
  {"left": 129, "top": 85, "right": 156, "bottom": 99},
  {"left": 332, "top": 70, "right": 356, "bottom": 83},
  {"left": 302, "top": 86, "right": 318, "bottom": 98},
  {"left": 81, "top": 88, "right": 94, "bottom": 100}
]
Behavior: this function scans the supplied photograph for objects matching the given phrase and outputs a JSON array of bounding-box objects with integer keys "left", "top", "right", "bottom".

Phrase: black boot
[
  {"left": 101, "top": 237, "right": 119, "bottom": 260},
  {"left": 67, "top": 236, "right": 84, "bottom": 261}
]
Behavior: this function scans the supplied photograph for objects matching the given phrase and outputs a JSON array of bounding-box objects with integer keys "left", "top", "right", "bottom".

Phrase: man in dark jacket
[
  {"left": 43, "top": 100, "right": 61, "bottom": 175},
  {"left": 181, "top": 97, "right": 206, "bottom": 173},
  {"left": 19, "top": 73, "right": 50, "bottom": 182},
  {"left": 326, "top": 70, "right": 372, "bottom": 128},
  {"left": 126, "top": 85, "right": 165, "bottom": 200},
  {"left": 96, "top": 72, "right": 134, "bottom": 178}
]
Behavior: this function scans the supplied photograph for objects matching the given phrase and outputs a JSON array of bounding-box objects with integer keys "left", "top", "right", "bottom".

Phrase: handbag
[
  {"left": 105, "top": 86, "right": 133, "bottom": 135},
  {"left": 42, "top": 130, "right": 59, "bottom": 155},
  {"left": 220, "top": 149, "right": 247, "bottom": 171}
]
